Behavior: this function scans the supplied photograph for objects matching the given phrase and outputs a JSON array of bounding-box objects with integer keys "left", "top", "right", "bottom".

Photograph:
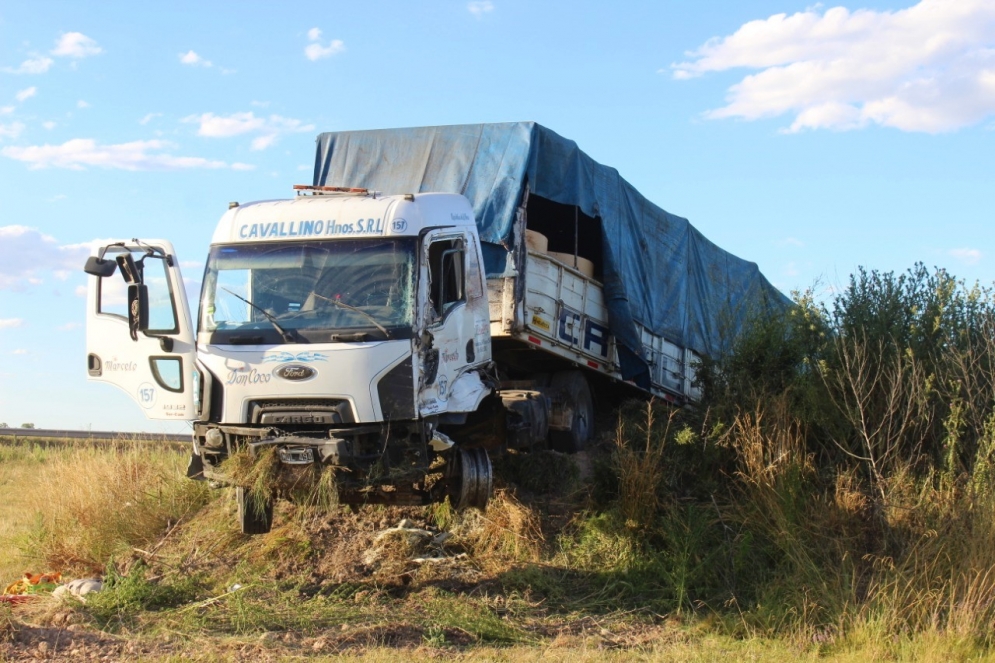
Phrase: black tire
[
  {"left": 237, "top": 486, "right": 273, "bottom": 535},
  {"left": 549, "top": 370, "right": 594, "bottom": 453},
  {"left": 447, "top": 448, "right": 493, "bottom": 511},
  {"left": 467, "top": 448, "right": 493, "bottom": 511}
]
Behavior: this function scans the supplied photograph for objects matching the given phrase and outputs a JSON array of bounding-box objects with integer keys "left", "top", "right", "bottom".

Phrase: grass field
[{"left": 3, "top": 438, "right": 995, "bottom": 661}]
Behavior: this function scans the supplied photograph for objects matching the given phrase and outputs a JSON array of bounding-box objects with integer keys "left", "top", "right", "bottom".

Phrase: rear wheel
[
  {"left": 237, "top": 487, "right": 273, "bottom": 535},
  {"left": 549, "top": 370, "right": 593, "bottom": 453}
]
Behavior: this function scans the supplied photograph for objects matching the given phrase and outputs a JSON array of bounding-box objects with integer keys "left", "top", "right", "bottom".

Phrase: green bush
[{"left": 592, "top": 264, "right": 995, "bottom": 644}]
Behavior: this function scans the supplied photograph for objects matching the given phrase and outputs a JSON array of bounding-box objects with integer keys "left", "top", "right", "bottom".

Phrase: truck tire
[
  {"left": 549, "top": 371, "right": 593, "bottom": 453},
  {"left": 237, "top": 487, "right": 273, "bottom": 535},
  {"left": 448, "top": 447, "right": 493, "bottom": 511}
]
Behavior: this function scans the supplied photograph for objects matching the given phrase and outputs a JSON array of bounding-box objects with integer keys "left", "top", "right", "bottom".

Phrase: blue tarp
[{"left": 314, "top": 122, "right": 790, "bottom": 385}]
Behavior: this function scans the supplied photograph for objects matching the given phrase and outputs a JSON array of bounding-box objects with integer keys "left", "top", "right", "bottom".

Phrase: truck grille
[{"left": 247, "top": 399, "right": 354, "bottom": 425}]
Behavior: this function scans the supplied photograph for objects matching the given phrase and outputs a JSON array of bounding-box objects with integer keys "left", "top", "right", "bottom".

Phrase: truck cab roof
[{"left": 211, "top": 190, "right": 476, "bottom": 245}]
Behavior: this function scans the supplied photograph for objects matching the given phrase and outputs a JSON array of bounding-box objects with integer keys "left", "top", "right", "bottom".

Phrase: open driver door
[{"left": 83, "top": 240, "right": 198, "bottom": 421}]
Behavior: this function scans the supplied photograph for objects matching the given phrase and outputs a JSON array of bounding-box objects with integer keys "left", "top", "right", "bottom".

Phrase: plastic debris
[
  {"left": 53, "top": 578, "right": 103, "bottom": 603},
  {"left": 3, "top": 572, "right": 104, "bottom": 606},
  {"left": 4, "top": 571, "right": 62, "bottom": 596}
]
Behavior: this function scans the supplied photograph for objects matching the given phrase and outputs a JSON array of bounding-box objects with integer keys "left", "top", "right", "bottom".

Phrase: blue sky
[{"left": 1, "top": 0, "right": 993, "bottom": 432}]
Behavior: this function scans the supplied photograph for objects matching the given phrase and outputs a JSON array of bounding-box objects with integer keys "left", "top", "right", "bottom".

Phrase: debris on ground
[
  {"left": 3, "top": 572, "right": 102, "bottom": 608},
  {"left": 362, "top": 518, "right": 456, "bottom": 568},
  {"left": 52, "top": 578, "right": 102, "bottom": 603},
  {"left": 4, "top": 572, "right": 62, "bottom": 596}
]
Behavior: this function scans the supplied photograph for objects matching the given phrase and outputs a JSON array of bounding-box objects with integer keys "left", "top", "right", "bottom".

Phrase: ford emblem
[{"left": 274, "top": 364, "right": 316, "bottom": 381}]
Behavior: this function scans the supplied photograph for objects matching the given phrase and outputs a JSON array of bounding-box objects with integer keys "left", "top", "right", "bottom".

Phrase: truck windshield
[{"left": 200, "top": 238, "right": 416, "bottom": 343}]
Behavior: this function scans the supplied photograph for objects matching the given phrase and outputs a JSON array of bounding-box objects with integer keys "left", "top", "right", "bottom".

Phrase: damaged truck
[{"left": 82, "top": 122, "right": 788, "bottom": 533}]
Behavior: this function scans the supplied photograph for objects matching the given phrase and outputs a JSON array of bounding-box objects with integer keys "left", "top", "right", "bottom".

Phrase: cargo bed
[{"left": 488, "top": 250, "right": 701, "bottom": 403}]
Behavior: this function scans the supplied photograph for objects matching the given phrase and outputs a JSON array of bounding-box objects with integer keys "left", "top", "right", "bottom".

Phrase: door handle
[{"left": 87, "top": 353, "right": 102, "bottom": 377}]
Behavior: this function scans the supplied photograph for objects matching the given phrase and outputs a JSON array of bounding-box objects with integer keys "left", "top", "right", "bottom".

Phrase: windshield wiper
[
  {"left": 312, "top": 293, "right": 390, "bottom": 338},
  {"left": 221, "top": 287, "right": 298, "bottom": 344}
]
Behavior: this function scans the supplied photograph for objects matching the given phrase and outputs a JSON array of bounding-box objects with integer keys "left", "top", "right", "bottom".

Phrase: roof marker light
[{"left": 293, "top": 184, "right": 369, "bottom": 196}]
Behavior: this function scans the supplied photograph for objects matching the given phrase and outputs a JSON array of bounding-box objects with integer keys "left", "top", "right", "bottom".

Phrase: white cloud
[
  {"left": 11, "top": 349, "right": 27, "bottom": 355},
  {"left": 42, "top": 121, "right": 56, "bottom": 130},
  {"left": 51, "top": 32, "right": 102, "bottom": 58},
  {"left": 2, "top": 56, "right": 54, "bottom": 75},
  {"left": 948, "top": 248, "right": 982, "bottom": 265},
  {"left": 250, "top": 100, "right": 270, "bottom": 108},
  {"left": 15, "top": 87, "right": 36, "bottom": 102},
  {"left": 74, "top": 285, "right": 87, "bottom": 298},
  {"left": 304, "top": 29, "right": 345, "bottom": 61},
  {"left": 180, "top": 50, "right": 233, "bottom": 73},
  {"left": 77, "top": 100, "right": 90, "bottom": 109},
  {"left": 0, "top": 106, "right": 13, "bottom": 114},
  {"left": 186, "top": 111, "right": 265, "bottom": 137},
  {"left": 0, "top": 318, "right": 24, "bottom": 329},
  {"left": 0, "top": 226, "right": 93, "bottom": 291},
  {"left": 180, "top": 50, "right": 212, "bottom": 67},
  {"left": 0, "top": 122, "right": 25, "bottom": 140},
  {"left": 250, "top": 134, "right": 277, "bottom": 150},
  {"left": 139, "top": 112, "right": 162, "bottom": 125},
  {"left": 183, "top": 111, "right": 314, "bottom": 150},
  {"left": 672, "top": 0, "right": 995, "bottom": 133},
  {"left": 1, "top": 138, "right": 241, "bottom": 171},
  {"left": 231, "top": 162, "right": 256, "bottom": 171},
  {"left": 468, "top": 1, "right": 494, "bottom": 17}
]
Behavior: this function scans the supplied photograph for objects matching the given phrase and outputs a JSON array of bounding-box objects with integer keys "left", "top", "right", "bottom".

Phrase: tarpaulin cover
[{"left": 314, "top": 122, "right": 790, "bottom": 383}]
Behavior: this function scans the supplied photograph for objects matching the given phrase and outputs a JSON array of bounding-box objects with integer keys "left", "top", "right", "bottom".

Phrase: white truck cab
[{"left": 85, "top": 187, "right": 497, "bottom": 532}]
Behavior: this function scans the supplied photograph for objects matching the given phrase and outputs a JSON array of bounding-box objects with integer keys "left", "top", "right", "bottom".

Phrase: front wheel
[
  {"left": 446, "top": 448, "right": 493, "bottom": 511},
  {"left": 237, "top": 486, "right": 273, "bottom": 535},
  {"left": 549, "top": 370, "right": 594, "bottom": 453}
]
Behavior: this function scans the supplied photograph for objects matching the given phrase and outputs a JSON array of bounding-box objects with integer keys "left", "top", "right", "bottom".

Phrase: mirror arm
[{"left": 96, "top": 242, "right": 126, "bottom": 261}]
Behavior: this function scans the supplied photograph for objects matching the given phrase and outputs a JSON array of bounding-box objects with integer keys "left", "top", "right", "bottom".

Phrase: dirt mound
[{"left": 128, "top": 485, "right": 552, "bottom": 596}]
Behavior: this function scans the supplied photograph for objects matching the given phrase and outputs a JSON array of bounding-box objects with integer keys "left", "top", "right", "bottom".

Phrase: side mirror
[
  {"left": 83, "top": 256, "right": 117, "bottom": 278},
  {"left": 128, "top": 284, "right": 149, "bottom": 341},
  {"left": 117, "top": 253, "right": 143, "bottom": 285}
]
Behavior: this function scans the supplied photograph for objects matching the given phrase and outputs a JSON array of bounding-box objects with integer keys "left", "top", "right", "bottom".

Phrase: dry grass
[
  {"left": 613, "top": 399, "right": 671, "bottom": 531},
  {"left": 221, "top": 445, "right": 339, "bottom": 523},
  {"left": 444, "top": 490, "right": 545, "bottom": 568},
  {"left": 0, "top": 443, "right": 50, "bottom": 581},
  {"left": 722, "top": 397, "right": 995, "bottom": 647},
  {"left": 16, "top": 442, "right": 210, "bottom": 575}
]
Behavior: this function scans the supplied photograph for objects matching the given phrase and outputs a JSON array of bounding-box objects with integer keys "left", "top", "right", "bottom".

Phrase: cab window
[
  {"left": 97, "top": 248, "right": 178, "bottom": 333},
  {"left": 428, "top": 238, "right": 465, "bottom": 319}
]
